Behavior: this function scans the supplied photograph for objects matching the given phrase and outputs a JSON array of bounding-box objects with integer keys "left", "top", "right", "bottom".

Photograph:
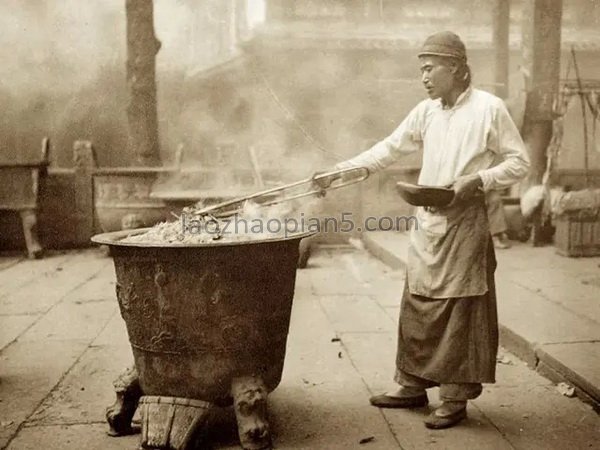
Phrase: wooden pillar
[
  {"left": 72, "top": 141, "right": 96, "bottom": 246},
  {"left": 235, "top": 0, "right": 249, "bottom": 41},
  {"left": 521, "top": 0, "right": 563, "bottom": 245},
  {"left": 492, "top": 0, "right": 510, "bottom": 98},
  {"left": 126, "top": 0, "right": 162, "bottom": 167}
]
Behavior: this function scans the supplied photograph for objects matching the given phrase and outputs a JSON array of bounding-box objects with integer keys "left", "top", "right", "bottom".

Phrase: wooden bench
[{"left": 0, "top": 138, "right": 50, "bottom": 258}]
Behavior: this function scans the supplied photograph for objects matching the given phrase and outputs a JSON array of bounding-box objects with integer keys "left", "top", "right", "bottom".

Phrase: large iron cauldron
[{"left": 92, "top": 228, "right": 315, "bottom": 450}]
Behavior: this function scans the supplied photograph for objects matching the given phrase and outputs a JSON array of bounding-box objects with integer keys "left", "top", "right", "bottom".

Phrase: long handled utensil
[{"left": 188, "top": 167, "right": 369, "bottom": 218}]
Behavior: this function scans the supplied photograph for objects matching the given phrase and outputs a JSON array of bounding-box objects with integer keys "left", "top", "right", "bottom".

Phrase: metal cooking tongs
[{"left": 189, "top": 167, "right": 369, "bottom": 218}]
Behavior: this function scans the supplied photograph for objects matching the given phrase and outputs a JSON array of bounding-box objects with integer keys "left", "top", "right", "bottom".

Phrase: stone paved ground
[{"left": 0, "top": 246, "right": 598, "bottom": 449}]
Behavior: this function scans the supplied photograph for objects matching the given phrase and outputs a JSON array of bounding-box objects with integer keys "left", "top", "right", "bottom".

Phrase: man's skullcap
[{"left": 418, "top": 31, "right": 467, "bottom": 61}]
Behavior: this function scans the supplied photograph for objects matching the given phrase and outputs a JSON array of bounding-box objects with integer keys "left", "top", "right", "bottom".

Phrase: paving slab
[
  {"left": 537, "top": 342, "right": 600, "bottom": 402},
  {"left": 306, "top": 246, "right": 405, "bottom": 306},
  {"left": 0, "top": 252, "right": 110, "bottom": 315},
  {"left": 494, "top": 244, "right": 600, "bottom": 274},
  {"left": 90, "top": 311, "right": 130, "bottom": 347},
  {"left": 6, "top": 423, "right": 139, "bottom": 450},
  {"left": 0, "top": 340, "right": 89, "bottom": 448},
  {"left": 362, "top": 232, "right": 408, "bottom": 271},
  {"left": 500, "top": 269, "right": 600, "bottom": 322},
  {"left": 495, "top": 282, "right": 600, "bottom": 345},
  {"left": 0, "top": 314, "right": 39, "bottom": 351},
  {"left": 384, "top": 305, "right": 401, "bottom": 323},
  {"left": 0, "top": 252, "right": 74, "bottom": 303},
  {"left": 61, "top": 263, "right": 117, "bottom": 304},
  {"left": 27, "top": 344, "right": 135, "bottom": 426},
  {"left": 335, "top": 250, "right": 398, "bottom": 282},
  {"left": 319, "top": 295, "right": 395, "bottom": 333},
  {"left": 18, "top": 300, "right": 116, "bottom": 342},
  {"left": 369, "top": 280, "right": 405, "bottom": 307},
  {"left": 306, "top": 267, "right": 376, "bottom": 296},
  {"left": 301, "top": 247, "right": 404, "bottom": 306},
  {"left": 336, "top": 332, "right": 400, "bottom": 394},
  {"left": 473, "top": 383, "right": 600, "bottom": 450},
  {"left": 385, "top": 402, "right": 516, "bottom": 450}
]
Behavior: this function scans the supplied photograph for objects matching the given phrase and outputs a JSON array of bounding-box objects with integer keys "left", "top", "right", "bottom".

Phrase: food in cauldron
[{"left": 121, "top": 200, "right": 310, "bottom": 245}]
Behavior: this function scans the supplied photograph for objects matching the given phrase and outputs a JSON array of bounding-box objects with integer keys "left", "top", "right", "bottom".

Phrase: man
[{"left": 318, "top": 31, "right": 529, "bottom": 429}]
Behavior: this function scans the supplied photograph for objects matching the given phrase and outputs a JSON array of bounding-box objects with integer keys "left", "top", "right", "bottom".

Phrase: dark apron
[
  {"left": 398, "top": 197, "right": 499, "bottom": 383},
  {"left": 396, "top": 237, "right": 498, "bottom": 383},
  {"left": 407, "top": 197, "right": 490, "bottom": 299}
]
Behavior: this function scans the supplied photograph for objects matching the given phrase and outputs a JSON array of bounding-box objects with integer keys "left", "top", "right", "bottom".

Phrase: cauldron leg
[
  {"left": 231, "top": 376, "right": 272, "bottom": 450},
  {"left": 106, "top": 365, "right": 142, "bottom": 436},
  {"left": 297, "top": 237, "right": 312, "bottom": 268}
]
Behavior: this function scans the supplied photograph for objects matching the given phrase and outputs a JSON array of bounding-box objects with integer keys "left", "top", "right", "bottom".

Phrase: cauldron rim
[{"left": 91, "top": 228, "right": 317, "bottom": 248}]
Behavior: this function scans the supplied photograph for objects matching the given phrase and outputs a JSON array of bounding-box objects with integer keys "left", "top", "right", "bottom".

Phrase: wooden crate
[{"left": 554, "top": 210, "right": 600, "bottom": 257}]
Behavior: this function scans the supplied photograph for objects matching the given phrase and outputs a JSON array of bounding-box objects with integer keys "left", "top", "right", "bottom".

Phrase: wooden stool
[{"left": 0, "top": 138, "right": 49, "bottom": 258}]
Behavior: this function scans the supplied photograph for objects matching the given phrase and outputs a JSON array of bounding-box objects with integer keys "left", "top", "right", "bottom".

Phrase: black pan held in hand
[{"left": 395, "top": 181, "right": 455, "bottom": 207}]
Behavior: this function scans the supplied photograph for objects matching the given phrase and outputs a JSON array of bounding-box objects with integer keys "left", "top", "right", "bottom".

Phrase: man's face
[{"left": 419, "top": 56, "right": 456, "bottom": 100}]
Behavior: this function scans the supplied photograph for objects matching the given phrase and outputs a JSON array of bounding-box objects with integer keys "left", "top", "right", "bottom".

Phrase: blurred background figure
[
  {"left": 486, "top": 189, "right": 511, "bottom": 249},
  {"left": 487, "top": 78, "right": 527, "bottom": 250}
]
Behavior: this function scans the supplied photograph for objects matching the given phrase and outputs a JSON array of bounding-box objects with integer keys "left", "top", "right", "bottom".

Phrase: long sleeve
[
  {"left": 478, "top": 100, "right": 530, "bottom": 191},
  {"left": 335, "top": 102, "right": 425, "bottom": 173}
]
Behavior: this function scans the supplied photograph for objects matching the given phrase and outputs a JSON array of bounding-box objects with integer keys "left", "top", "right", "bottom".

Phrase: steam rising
[
  {"left": 2, "top": 0, "right": 598, "bottom": 179},
  {"left": 122, "top": 194, "right": 321, "bottom": 245}
]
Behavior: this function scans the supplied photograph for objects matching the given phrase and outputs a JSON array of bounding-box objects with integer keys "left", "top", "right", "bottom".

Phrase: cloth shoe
[
  {"left": 370, "top": 387, "right": 428, "bottom": 409},
  {"left": 493, "top": 233, "right": 511, "bottom": 249},
  {"left": 424, "top": 401, "right": 467, "bottom": 429}
]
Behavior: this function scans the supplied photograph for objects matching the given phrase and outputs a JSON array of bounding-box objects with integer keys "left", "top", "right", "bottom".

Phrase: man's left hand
[{"left": 449, "top": 174, "right": 484, "bottom": 206}]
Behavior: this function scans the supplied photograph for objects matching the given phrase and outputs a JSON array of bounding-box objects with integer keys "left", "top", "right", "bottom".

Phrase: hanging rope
[
  {"left": 571, "top": 47, "right": 591, "bottom": 187},
  {"left": 536, "top": 46, "right": 600, "bottom": 221},
  {"left": 542, "top": 49, "right": 600, "bottom": 190},
  {"left": 249, "top": 60, "right": 346, "bottom": 161},
  {"left": 589, "top": 89, "right": 600, "bottom": 154}
]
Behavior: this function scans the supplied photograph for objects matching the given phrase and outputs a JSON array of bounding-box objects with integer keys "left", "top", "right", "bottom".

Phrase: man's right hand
[{"left": 311, "top": 170, "right": 339, "bottom": 189}]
